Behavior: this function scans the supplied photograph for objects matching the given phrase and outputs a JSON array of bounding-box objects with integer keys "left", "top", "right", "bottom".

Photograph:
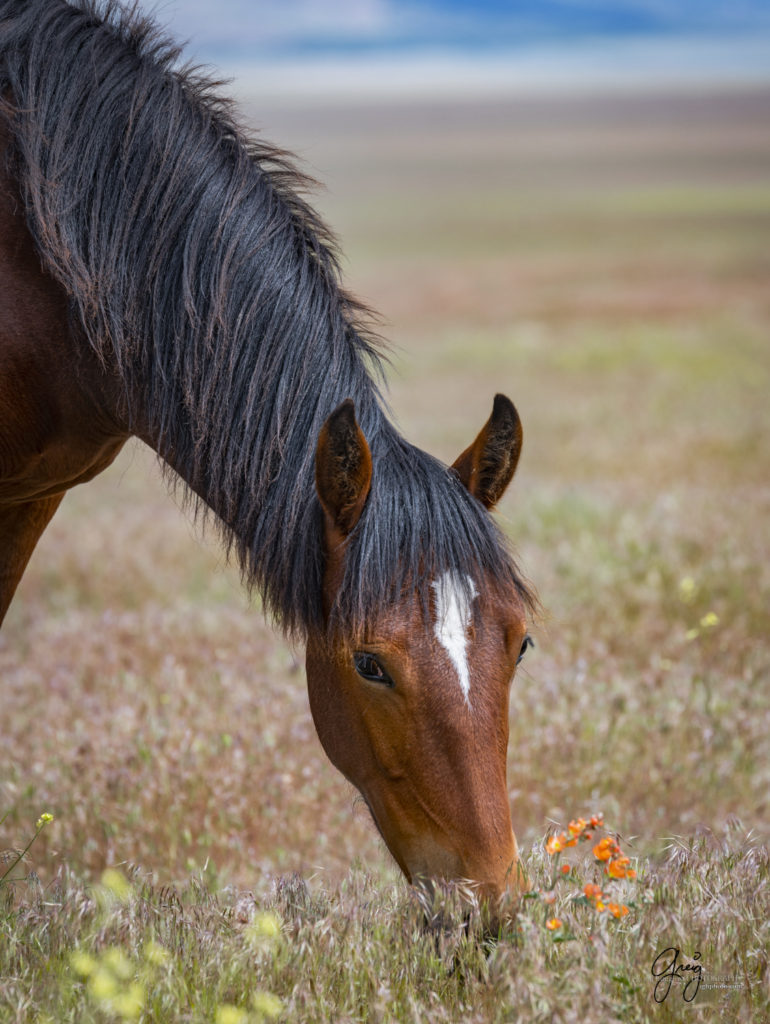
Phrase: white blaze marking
[{"left": 431, "top": 572, "right": 478, "bottom": 705}]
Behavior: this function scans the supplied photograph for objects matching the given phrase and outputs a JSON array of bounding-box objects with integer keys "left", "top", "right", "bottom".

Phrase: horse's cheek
[{"left": 305, "top": 647, "right": 360, "bottom": 780}]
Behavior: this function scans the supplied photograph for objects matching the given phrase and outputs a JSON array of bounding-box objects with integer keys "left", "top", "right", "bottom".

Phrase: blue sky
[
  {"left": 158, "top": 0, "right": 770, "bottom": 57},
  {"left": 155, "top": 0, "right": 770, "bottom": 94}
]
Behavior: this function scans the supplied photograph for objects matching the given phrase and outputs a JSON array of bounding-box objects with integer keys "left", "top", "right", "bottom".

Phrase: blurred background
[
  {"left": 160, "top": 0, "right": 770, "bottom": 99},
  {"left": 1, "top": 0, "right": 769, "bottom": 888}
]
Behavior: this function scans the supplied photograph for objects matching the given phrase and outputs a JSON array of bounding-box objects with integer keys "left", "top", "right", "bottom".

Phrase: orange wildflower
[
  {"left": 546, "top": 833, "right": 567, "bottom": 855},
  {"left": 590, "top": 813, "right": 604, "bottom": 828},
  {"left": 583, "top": 883, "right": 603, "bottom": 901},
  {"left": 593, "top": 837, "right": 619, "bottom": 861},
  {"left": 568, "top": 817, "right": 587, "bottom": 836},
  {"left": 545, "top": 917, "right": 562, "bottom": 931},
  {"left": 607, "top": 856, "right": 635, "bottom": 879},
  {"left": 607, "top": 902, "right": 630, "bottom": 919},
  {"left": 560, "top": 863, "right": 571, "bottom": 875},
  {"left": 595, "top": 900, "right": 606, "bottom": 913}
]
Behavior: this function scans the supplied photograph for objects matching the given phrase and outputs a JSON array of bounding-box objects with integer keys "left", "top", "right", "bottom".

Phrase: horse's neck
[{"left": 135, "top": 411, "right": 227, "bottom": 529}]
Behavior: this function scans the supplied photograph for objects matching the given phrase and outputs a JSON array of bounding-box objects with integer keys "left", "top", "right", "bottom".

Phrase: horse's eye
[
  {"left": 354, "top": 652, "right": 394, "bottom": 687},
  {"left": 517, "top": 634, "right": 534, "bottom": 665}
]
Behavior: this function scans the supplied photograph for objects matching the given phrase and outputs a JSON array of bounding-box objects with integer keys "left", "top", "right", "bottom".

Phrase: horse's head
[{"left": 306, "top": 395, "right": 532, "bottom": 904}]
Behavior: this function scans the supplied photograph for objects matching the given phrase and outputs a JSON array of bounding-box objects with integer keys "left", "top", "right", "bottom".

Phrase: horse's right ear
[{"left": 315, "top": 399, "right": 373, "bottom": 547}]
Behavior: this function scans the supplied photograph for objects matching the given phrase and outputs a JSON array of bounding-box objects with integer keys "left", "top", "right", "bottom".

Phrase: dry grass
[
  {"left": 2, "top": 828, "right": 768, "bottom": 1022},
  {"left": 1, "top": 86, "right": 769, "bottom": 1020}
]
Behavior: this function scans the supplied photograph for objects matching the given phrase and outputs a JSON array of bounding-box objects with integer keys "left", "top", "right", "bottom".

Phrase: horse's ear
[
  {"left": 452, "top": 394, "right": 522, "bottom": 510},
  {"left": 315, "top": 399, "right": 373, "bottom": 546}
]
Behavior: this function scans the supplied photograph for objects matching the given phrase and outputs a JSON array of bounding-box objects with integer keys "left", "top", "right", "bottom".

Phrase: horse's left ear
[
  {"left": 452, "top": 393, "right": 522, "bottom": 509},
  {"left": 315, "top": 399, "right": 373, "bottom": 546}
]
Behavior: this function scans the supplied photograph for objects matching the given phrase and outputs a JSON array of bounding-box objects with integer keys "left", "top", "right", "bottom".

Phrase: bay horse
[{"left": 0, "top": 0, "right": 536, "bottom": 905}]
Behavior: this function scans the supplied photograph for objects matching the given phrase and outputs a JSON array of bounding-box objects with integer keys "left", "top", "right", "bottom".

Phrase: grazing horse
[{"left": 0, "top": 0, "right": 536, "bottom": 903}]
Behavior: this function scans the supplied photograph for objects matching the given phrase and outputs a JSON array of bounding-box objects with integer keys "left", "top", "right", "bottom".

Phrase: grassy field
[{"left": 2, "top": 87, "right": 769, "bottom": 1021}]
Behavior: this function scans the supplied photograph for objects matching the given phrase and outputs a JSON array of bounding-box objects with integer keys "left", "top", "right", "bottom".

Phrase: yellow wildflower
[
  {"left": 70, "top": 950, "right": 97, "bottom": 977},
  {"left": 252, "top": 991, "right": 284, "bottom": 1019},
  {"left": 143, "top": 940, "right": 170, "bottom": 967},
  {"left": 245, "top": 910, "right": 282, "bottom": 948},
  {"left": 102, "top": 948, "right": 133, "bottom": 981},
  {"left": 215, "top": 1006, "right": 247, "bottom": 1024},
  {"left": 100, "top": 869, "right": 133, "bottom": 903},
  {"left": 111, "top": 982, "right": 144, "bottom": 1021},
  {"left": 88, "top": 968, "right": 118, "bottom": 1002}
]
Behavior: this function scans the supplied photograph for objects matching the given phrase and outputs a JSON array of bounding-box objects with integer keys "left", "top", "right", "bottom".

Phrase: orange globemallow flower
[
  {"left": 590, "top": 813, "right": 604, "bottom": 828},
  {"left": 607, "top": 902, "right": 630, "bottom": 919},
  {"left": 607, "top": 856, "right": 636, "bottom": 879},
  {"left": 560, "top": 863, "right": 572, "bottom": 875},
  {"left": 546, "top": 833, "right": 567, "bottom": 855},
  {"left": 546, "top": 917, "right": 563, "bottom": 931},
  {"left": 593, "top": 837, "right": 619, "bottom": 861},
  {"left": 583, "top": 883, "right": 604, "bottom": 901},
  {"left": 568, "top": 817, "right": 587, "bottom": 837}
]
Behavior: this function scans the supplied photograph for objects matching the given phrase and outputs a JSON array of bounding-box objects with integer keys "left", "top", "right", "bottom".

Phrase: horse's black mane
[{"left": 0, "top": 0, "right": 534, "bottom": 638}]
